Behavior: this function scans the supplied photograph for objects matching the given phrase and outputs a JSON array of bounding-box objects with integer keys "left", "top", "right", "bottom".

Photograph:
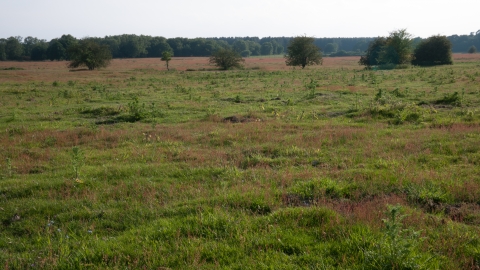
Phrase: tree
[
  {"left": 412, "top": 35, "right": 453, "bottom": 66},
  {"left": 5, "top": 37, "right": 24, "bottom": 60},
  {"left": 161, "top": 51, "right": 172, "bottom": 70},
  {"left": 67, "top": 40, "right": 112, "bottom": 70},
  {"left": 380, "top": 29, "right": 413, "bottom": 65},
  {"left": 285, "top": 36, "right": 323, "bottom": 69},
  {"left": 260, "top": 42, "right": 273, "bottom": 55},
  {"left": 0, "top": 40, "right": 6, "bottom": 61},
  {"left": 47, "top": 40, "right": 67, "bottom": 60},
  {"left": 233, "top": 40, "right": 248, "bottom": 53},
  {"left": 359, "top": 37, "right": 387, "bottom": 67},
  {"left": 209, "top": 48, "right": 244, "bottom": 70},
  {"left": 30, "top": 43, "right": 48, "bottom": 61},
  {"left": 359, "top": 29, "right": 413, "bottom": 68},
  {"left": 468, "top": 45, "right": 477, "bottom": 53},
  {"left": 324, "top": 43, "right": 338, "bottom": 54}
]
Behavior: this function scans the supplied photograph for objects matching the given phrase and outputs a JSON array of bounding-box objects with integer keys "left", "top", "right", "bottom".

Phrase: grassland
[{"left": 1, "top": 55, "right": 480, "bottom": 269}]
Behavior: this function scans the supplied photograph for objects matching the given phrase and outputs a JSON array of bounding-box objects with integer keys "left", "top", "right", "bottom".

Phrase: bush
[
  {"left": 412, "top": 35, "right": 453, "bottom": 66},
  {"left": 208, "top": 48, "right": 244, "bottom": 70},
  {"left": 68, "top": 39, "right": 112, "bottom": 70},
  {"left": 468, "top": 45, "right": 477, "bottom": 54}
]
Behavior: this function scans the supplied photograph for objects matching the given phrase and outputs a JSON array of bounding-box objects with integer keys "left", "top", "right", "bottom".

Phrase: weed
[
  {"left": 71, "top": 146, "right": 84, "bottom": 180},
  {"left": 363, "top": 205, "right": 437, "bottom": 269}
]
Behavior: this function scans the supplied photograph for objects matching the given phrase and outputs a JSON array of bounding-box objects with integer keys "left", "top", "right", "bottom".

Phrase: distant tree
[
  {"left": 233, "top": 40, "right": 248, "bottom": 53},
  {"left": 285, "top": 36, "right": 323, "bottom": 69},
  {"left": 247, "top": 41, "right": 261, "bottom": 56},
  {"left": 147, "top": 37, "right": 172, "bottom": 57},
  {"left": 359, "top": 37, "right": 387, "bottom": 67},
  {"left": 240, "top": 50, "right": 251, "bottom": 57},
  {"left": 275, "top": 44, "right": 284, "bottom": 55},
  {"left": 380, "top": 29, "right": 413, "bottom": 65},
  {"left": 161, "top": 51, "right": 172, "bottom": 70},
  {"left": 261, "top": 42, "right": 273, "bottom": 55},
  {"left": 359, "top": 29, "right": 412, "bottom": 68},
  {"left": 119, "top": 35, "right": 148, "bottom": 58},
  {"left": 468, "top": 45, "right": 477, "bottom": 53},
  {"left": 57, "top": 34, "right": 77, "bottom": 60},
  {"left": 324, "top": 43, "right": 338, "bottom": 54},
  {"left": 47, "top": 39, "right": 67, "bottom": 60},
  {"left": 209, "top": 48, "right": 244, "bottom": 70},
  {"left": 412, "top": 35, "right": 453, "bottom": 66},
  {"left": 5, "top": 37, "right": 24, "bottom": 60},
  {"left": 0, "top": 40, "right": 6, "bottom": 61},
  {"left": 353, "top": 40, "right": 368, "bottom": 52},
  {"left": 67, "top": 40, "right": 112, "bottom": 70},
  {"left": 30, "top": 43, "right": 48, "bottom": 61},
  {"left": 22, "top": 36, "right": 43, "bottom": 59}
]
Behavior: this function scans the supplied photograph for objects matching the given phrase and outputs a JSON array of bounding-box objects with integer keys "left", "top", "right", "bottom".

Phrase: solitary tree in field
[
  {"left": 412, "top": 35, "right": 453, "bottom": 66},
  {"left": 67, "top": 40, "right": 112, "bottom": 70},
  {"left": 468, "top": 45, "right": 477, "bottom": 54},
  {"left": 285, "top": 36, "right": 322, "bottom": 69},
  {"left": 209, "top": 48, "right": 244, "bottom": 70},
  {"left": 161, "top": 51, "right": 172, "bottom": 70}
]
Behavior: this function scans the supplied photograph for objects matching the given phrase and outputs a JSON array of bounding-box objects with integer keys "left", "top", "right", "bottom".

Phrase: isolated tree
[
  {"left": 67, "top": 40, "right": 112, "bottom": 70},
  {"left": 412, "top": 35, "right": 453, "bottom": 66},
  {"left": 380, "top": 29, "right": 413, "bottom": 65},
  {"left": 285, "top": 36, "right": 323, "bottom": 69},
  {"left": 161, "top": 51, "right": 172, "bottom": 70},
  {"left": 468, "top": 45, "right": 477, "bottom": 53},
  {"left": 209, "top": 48, "right": 244, "bottom": 70}
]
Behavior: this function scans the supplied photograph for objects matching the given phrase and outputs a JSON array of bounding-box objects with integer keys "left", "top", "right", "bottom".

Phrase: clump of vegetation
[
  {"left": 363, "top": 205, "right": 439, "bottom": 269},
  {"left": 67, "top": 39, "right": 112, "bottom": 70},
  {"left": 285, "top": 36, "right": 323, "bottom": 69},
  {"left": 209, "top": 48, "right": 244, "bottom": 70}
]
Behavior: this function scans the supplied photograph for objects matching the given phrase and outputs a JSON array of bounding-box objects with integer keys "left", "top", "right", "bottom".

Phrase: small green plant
[
  {"left": 436, "top": 91, "right": 461, "bottom": 106},
  {"left": 363, "top": 205, "right": 435, "bottom": 269},
  {"left": 71, "top": 146, "right": 84, "bottom": 180},
  {"left": 127, "top": 96, "right": 147, "bottom": 121},
  {"left": 5, "top": 157, "right": 14, "bottom": 178}
]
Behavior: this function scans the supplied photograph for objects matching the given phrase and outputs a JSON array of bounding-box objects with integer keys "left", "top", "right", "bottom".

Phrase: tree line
[{"left": 1, "top": 31, "right": 479, "bottom": 62}]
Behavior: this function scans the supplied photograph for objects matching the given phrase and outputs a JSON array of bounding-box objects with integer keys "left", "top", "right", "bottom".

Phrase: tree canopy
[
  {"left": 161, "top": 51, "right": 172, "bottom": 70},
  {"left": 285, "top": 36, "right": 322, "bottom": 69},
  {"left": 209, "top": 48, "right": 244, "bottom": 70},
  {"left": 359, "top": 29, "right": 413, "bottom": 68},
  {"left": 67, "top": 40, "right": 112, "bottom": 70},
  {"left": 412, "top": 35, "right": 452, "bottom": 66}
]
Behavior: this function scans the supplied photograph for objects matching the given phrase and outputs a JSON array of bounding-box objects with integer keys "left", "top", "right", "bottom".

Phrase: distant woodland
[{"left": 1, "top": 31, "right": 479, "bottom": 61}]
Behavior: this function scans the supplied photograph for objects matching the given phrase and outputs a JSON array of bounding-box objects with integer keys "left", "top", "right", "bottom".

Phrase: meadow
[{"left": 1, "top": 54, "right": 480, "bottom": 269}]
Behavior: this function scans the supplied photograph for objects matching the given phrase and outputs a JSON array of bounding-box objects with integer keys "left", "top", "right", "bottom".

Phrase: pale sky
[{"left": 2, "top": 0, "right": 479, "bottom": 40}]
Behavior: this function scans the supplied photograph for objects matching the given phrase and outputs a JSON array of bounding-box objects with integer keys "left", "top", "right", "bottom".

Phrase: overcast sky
[{"left": 2, "top": 0, "right": 479, "bottom": 40}]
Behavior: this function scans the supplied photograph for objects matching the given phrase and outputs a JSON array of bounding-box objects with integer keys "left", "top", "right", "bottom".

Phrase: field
[{"left": 1, "top": 54, "right": 480, "bottom": 269}]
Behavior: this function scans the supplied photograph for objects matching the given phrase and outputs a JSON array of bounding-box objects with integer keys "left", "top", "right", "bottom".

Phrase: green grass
[{"left": 1, "top": 59, "right": 480, "bottom": 269}]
